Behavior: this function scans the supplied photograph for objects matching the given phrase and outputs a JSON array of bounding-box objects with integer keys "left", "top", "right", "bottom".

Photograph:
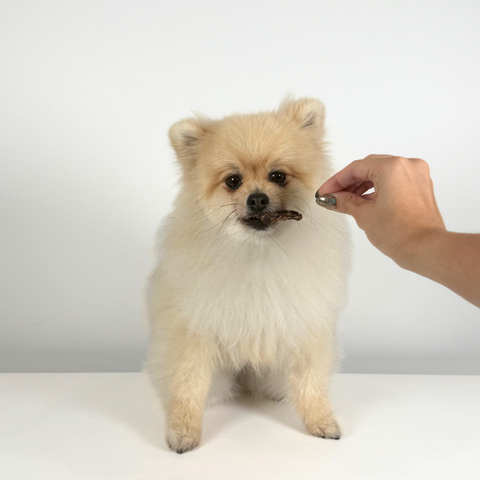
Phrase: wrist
[{"left": 394, "top": 228, "right": 449, "bottom": 275}]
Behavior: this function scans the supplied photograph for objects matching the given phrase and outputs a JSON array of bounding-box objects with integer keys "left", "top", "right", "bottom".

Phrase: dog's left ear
[
  {"left": 168, "top": 115, "right": 211, "bottom": 168},
  {"left": 278, "top": 97, "right": 325, "bottom": 130}
]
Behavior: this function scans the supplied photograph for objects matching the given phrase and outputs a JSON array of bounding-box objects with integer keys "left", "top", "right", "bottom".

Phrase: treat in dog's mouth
[{"left": 243, "top": 210, "right": 303, "bottom": 230}]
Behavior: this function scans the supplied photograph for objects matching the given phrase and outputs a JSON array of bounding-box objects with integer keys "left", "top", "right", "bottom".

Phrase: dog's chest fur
[{"left": 159, "top": 206, "right": 350, "bottom": 347}]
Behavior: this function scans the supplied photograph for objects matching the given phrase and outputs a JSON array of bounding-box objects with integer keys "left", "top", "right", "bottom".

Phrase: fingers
[
  {"left": 317, "top": 191, "right": 372, "bottom": 221},
  {"left": 317, "top": 154, "right": 398, "bottom": 196},
  {"left": 360, "top": 192, "right": 377, "bottom": 201},
  {"left": 315, "top": 154, "right": 425, "bottom": 219},
  {"left": 353, "top": 181, "right": 374, "bottom": 196}
]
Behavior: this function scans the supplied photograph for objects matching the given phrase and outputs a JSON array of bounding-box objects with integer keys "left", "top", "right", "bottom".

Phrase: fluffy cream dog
[{"left": 146, "top": 97, "right": 351, "bottom": 453}]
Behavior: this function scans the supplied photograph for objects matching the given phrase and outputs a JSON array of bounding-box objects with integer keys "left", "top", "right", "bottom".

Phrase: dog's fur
[{"left": 146, "top": 97, "right": 351, "bottom": 453}]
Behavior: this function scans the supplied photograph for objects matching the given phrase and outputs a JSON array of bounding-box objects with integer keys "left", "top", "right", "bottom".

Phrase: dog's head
[{"left": 169, "top": 98, "right": 329, "bottom": 239}]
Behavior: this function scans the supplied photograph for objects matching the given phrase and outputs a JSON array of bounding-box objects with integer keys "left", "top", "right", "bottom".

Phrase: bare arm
[
  {"left": 316, "top": 154, "right": 480, "bottom": 308},
  {"left": 408, "top": 231, "right": 480, "bottom": 308}
]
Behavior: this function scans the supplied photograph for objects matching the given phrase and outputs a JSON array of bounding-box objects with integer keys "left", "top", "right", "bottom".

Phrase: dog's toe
[
  {"left": 307, "top": 418, "right": 342, "bottom": 440},
  {"left": 166, "top": 429, "right": 200, "bottom": 454}
]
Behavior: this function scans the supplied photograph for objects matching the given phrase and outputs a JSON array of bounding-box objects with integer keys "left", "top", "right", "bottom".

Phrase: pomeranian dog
[{"left": 146, "top": 97, "right": 351, "bottom": 453}]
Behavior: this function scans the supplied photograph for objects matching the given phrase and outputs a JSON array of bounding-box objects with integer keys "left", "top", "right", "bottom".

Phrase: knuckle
[
  {"left": 407, "top": 157, "right": 431, "bottom": 176},
  {"left": 388, "top": 156, "right": 431, "bottom": 178},
  {"left": 387, "top": 156, "right": 399, "bottom": 168},
  {"left": 389, "top": 156, "right": 408, "bottom": 170},
  {"left": 415, "top": 158, "right": 430, "bottom": 172},
  {"left": 351, "top": 159, "right": 361, "bottom": 168},
  {"left": 350, "top": 159, "right": 362, "bottom": 179}
]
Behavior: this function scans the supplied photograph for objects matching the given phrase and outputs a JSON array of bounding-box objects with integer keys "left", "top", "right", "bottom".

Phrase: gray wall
[{"left": 1, "top": 0, "right": 479, "bottom": 374}]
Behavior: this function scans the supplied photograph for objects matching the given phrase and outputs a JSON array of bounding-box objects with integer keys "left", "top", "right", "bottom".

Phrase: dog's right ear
[{"left": 168, "top": 116, "right": 210, "bottom": 166}]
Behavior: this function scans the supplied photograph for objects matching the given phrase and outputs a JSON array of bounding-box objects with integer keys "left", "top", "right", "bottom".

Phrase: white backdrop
[{"left": 1, "top": 0, "right": 479, "bottom": 373}]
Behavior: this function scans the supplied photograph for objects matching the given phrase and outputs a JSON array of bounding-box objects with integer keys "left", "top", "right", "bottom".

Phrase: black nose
[{"left": 247, "top": 193, "right": 269, "bottom": 212}]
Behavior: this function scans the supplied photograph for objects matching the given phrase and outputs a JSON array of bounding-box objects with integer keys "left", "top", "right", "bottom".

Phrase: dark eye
[
  {"left": 225, "top": 174, "right": 242, "bottom": 190},
  {"left": 269, "top": 171, "right": 286, "bottom": 185}
]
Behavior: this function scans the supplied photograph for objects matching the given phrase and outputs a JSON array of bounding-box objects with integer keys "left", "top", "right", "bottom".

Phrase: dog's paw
[
  {"left": 306, "top": 417, "right": 341, "bottom": 440},
  {"left": 166, "top": 428, "right": 200, "bottom": 454}
]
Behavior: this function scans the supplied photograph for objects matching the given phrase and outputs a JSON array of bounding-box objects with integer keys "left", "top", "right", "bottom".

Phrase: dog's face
[{"left": 169, "top": 98, "right": 328, "bottom": 239}]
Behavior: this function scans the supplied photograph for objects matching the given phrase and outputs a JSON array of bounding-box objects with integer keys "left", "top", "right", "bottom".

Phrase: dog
[{"left": 146, "top": 97, "right": 351, "bottom": 453}]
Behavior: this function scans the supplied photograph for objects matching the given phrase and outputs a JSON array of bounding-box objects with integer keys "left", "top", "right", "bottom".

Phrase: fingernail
[
  {"left": 315, "top": 190, "right": 320, "bottom": 199},
  {"left": 316, "top": 194, "right": 336, "bottom": 209}
]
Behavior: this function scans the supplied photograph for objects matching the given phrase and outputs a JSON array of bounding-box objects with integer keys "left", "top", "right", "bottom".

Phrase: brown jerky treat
[{"left": 258, "top": 210, "right": 302, "bottom": 224}]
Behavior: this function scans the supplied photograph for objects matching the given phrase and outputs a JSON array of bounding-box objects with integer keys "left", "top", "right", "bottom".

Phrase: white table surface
[{"left": 1, "top": 373, "right": 479, "bottom": 480}]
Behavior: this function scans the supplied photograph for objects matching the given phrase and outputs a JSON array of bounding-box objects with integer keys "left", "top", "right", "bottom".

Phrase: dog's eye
[
  {"left": 225, "top": 174, "right": 242, "bottom": 190},
  {"left": 269, "top": 171, "right": 286, "bottom": 185}
]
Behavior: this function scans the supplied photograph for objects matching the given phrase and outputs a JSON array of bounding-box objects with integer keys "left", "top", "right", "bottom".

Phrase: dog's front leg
[
  {"left": 164, "top": 333, "right": 214, "bottom": 453},
  {"left": 287, "top": 332, "right": 341, "bottom": 440}
]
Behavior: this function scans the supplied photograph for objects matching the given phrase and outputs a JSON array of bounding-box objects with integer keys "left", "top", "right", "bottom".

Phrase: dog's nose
[{"left": 247, "top": 193, "right": 269, "bottom": 212}]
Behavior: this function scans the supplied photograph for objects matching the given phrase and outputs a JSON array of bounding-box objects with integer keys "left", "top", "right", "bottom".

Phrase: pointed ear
[
  {"left": 279, "top": 97, "right": 325, "bottom": 130},
  {"left": 168, "top": 115, "right": 211, "bottom": 166}
]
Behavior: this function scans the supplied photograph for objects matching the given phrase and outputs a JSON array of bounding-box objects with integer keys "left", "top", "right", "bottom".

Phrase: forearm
[
  {"left": 403, "top": 231, "right": 480, "bottom": 308},
  {"left": 316, "top": 155, "right": 479, "bottom": 308}
]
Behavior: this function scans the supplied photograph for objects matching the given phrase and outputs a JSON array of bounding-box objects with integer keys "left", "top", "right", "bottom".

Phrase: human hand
[{"left": 316, "top": 155, "right": 447, "bottom": 268}]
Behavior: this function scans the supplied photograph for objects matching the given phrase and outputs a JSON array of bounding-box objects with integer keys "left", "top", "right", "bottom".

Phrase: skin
[{"left": 316, "top": 154, "right": 480, "bottom": 309}]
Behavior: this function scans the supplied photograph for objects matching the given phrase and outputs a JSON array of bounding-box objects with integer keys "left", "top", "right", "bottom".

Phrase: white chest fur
[{"left": 157, "top": 204, "right": 351, "bottom": 346}]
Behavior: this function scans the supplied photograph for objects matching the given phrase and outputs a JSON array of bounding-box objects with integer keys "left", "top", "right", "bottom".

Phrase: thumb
[{"left": 316, "top": 191, "right": 370, "bottom": 219}]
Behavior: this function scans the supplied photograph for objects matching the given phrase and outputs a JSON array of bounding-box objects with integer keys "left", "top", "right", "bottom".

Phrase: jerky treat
[
  {"left": 262, "top": 210, "right": 303, "bottom": 224},
  {"left": 243, "top": 210, "right": 302, "bottom": 230}
]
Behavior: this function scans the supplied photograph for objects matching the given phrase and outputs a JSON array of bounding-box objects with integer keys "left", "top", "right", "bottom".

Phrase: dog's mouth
[
  {"left": 243, "top": 216, "right": 270, "bottom": 231},
  {"left": 242, "top": 210, "right": 303, "bottom": 231}
]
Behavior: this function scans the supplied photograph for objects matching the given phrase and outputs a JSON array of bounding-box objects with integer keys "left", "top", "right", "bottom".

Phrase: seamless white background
[{"left": 1, "top": 0, "right": 479, "bottom": 373}]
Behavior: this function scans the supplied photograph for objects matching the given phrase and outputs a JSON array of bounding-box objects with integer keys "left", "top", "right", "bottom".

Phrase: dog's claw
[
  {"left": 307, "top": 418, "right": 342, "bottom": 440},
  {"left": 166, "top": 430, "right": 199, "bottom": 454}
]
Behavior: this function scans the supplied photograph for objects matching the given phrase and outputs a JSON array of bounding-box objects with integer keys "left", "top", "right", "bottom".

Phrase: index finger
[{"left": 317, "top": 156, "right": 385, "bottom": 195}]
